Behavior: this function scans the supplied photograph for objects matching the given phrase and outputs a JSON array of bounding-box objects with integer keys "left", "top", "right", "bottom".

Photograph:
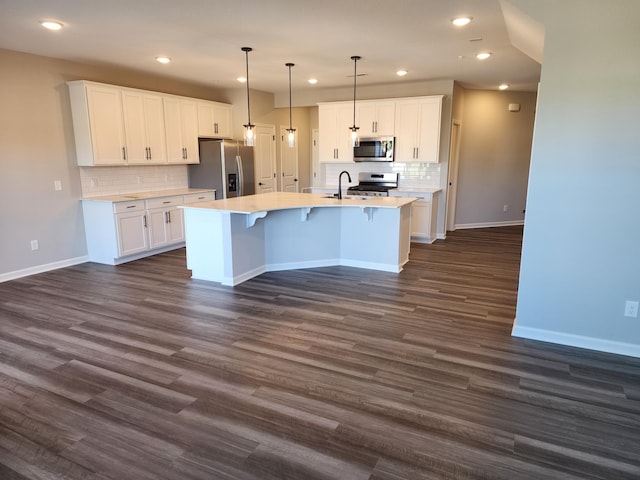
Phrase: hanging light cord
[
  {"left": 242, "top": 47, "right": 252, "bottom": 126},
  {"left": 352, "top": 56, "right": 357, "bottom": 127},
  {"left": 288, "top": 63, "right": 293, "bottom": 130}
]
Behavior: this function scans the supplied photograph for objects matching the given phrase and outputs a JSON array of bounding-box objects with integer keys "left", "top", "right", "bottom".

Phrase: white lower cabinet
[
  {"left": 82, "top": 191, "right": 214, "bottom": 265},
  {"left": 390, "top": 191, "right": 440, "bottom": 243}
]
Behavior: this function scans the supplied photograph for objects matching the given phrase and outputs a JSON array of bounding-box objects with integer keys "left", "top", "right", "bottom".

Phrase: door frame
[
  {"left": 254, "top": 123, "right": 277, "bottom": 193},
  {"left": 446, "top": 119, "right": 462, "bottom": 232}
]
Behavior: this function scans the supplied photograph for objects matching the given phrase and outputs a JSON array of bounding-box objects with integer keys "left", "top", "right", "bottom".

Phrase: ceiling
[{"left": 0, "top": 0, "right": 542, "bottom": 96}]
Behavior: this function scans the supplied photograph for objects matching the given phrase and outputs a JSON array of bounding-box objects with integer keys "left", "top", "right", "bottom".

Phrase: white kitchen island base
[{"left": 181, "top": 192, "right": 415, "bottom": 286}]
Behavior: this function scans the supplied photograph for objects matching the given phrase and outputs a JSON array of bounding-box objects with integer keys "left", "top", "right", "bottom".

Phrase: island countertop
[{"left": 180, "top": 191, "right": 416, "bottom": 214}]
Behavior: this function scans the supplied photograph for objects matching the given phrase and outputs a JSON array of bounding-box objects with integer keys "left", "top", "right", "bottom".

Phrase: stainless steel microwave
[{"left": 353, "top": 137, "right": 395, "bottom": 162}]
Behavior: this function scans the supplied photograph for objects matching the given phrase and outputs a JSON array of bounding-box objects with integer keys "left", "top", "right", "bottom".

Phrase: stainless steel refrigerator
[{"left": 188, "top": 139, "right": 255, "bottom": 200}]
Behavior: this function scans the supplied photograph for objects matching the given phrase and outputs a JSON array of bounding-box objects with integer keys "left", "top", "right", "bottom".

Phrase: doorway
[
  {"left": 254, "top": 124, "right": 276, "bottom": 193},
  {"left": 280, "top": 127, "right": 299, "bottom": 192}
]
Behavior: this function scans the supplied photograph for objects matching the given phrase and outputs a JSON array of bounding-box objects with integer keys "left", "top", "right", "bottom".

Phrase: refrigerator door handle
[{"left": 236, "top": 155, "right": 244, "bottom": 197}]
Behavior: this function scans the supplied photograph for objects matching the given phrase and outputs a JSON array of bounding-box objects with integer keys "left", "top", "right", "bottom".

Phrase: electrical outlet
[
  {"left": 30, "top": 240, "right": 39, "bottom": 251},
  {"left": 90, "top": 178, "right": 98, "bottom": 187},
  {"left": 503, "top": 204, "right": 509, "bottom": 212},
  {"left": 624, "top": 300, "right": 639, "bottom": 318},
  {"left": 54, "top": 180, "right": 62, "bottom": 191}
]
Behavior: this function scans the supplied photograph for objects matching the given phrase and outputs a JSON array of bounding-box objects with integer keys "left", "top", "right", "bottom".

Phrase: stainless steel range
[{"left": 347, "top": 172, "right": 399, "bottom": 197}]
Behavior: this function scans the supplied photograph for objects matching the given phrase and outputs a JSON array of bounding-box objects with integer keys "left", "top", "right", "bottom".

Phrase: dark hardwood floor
[{"left": 1, "top": 226, "right": 640, "bottom": 479}]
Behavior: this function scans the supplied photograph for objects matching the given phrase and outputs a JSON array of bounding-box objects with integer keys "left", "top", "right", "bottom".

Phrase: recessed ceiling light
[
  {"left": 499, "top": 84, "right": 510, "bottom": 90},
  {"left": 308, "top": 78, "right": 318, "bottom": 85},
  {"left": 237, "top": 76, "right": 247, "bottom": 83},
  {"left": 476, "top": 52, "right": 492, "bottom": 60},
  {"left": 156, "top": 56, "right": 171, "bottom": 64},
  {"left": 396, "top": 69, "right": 408, "bottom": 77},
  {"left": 40, "top": 21, "right": 63, "bottom": 31},
  {"left": 452, "top": 17, "right": 472, "bottom": 27}
]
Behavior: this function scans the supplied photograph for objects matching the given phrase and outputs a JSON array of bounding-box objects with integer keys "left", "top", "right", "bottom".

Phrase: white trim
[
  {"left": 0, "top": 256, "right": 89, "bottom": 283},
  {"left": 454, "top": 220, "right": 524, "bottom": 230},
  {"left": 512, "top": 324, "right": 640, "bottom": 358},
  {"left": 436, "top": 233, "right": 446, "bottom": 240},
  {"left": 266, "top": 259, "right": 340, "bottom": 272},
  {"left": 339, "top": 259, "right": 404, "bottom": 273},
  {"left": 223, "top": 266, "right": 267, "bottom": 286}
]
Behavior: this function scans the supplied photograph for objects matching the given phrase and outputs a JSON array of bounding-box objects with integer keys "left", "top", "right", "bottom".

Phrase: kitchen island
[{"left": 180, "top": 191, "right": 416, "bottom": 286}]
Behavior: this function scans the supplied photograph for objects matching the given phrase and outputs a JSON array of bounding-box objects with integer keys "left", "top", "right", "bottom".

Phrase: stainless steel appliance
[
  {"left": 188, "top": 139, "right": 255, "bottom": 200},
  {"left": 353, "top": 136, "right": 395, "bottom": 162},
  {"left": 347, "top": 172, "right": 399, "bottom": 197}
]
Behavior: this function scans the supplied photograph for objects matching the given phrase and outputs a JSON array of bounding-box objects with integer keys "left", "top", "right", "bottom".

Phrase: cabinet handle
[
  {"left": 258, "top": 182, "right": 263, "bottom": 186},
  {"left": 164, "top": 211, "right": 169, "bottom": 223},
  {"left": 122, "top": 147, "right": 127, "bottom": 161},
  {"left": 415, "top": 147, "right": 419, "bottom": 159},
  {"left": 214, "top": 122, "right": 218, "bottom": 134},
  {"left": 143, "top": 215, "right": 147, "bottom": 228},
  {"left": 148, "top": 147, "right": 152, "bottom": 160},
  {"left": 162, "top": 201, "right": 171, "bottom": 204},
  {"left": 126, "top": 205, "right": 136, "bottom": 209},
  {"left": 168, "top": 211, "right": 171, "bottom": 223},
  {"left": 183, "top": 147, "right": 187, "bottom": 159}
]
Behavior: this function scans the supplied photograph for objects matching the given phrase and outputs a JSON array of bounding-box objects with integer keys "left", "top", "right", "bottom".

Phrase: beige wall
[
  {"left": 454, "top": 88, "right": 536, "bottom": 227},
  {"left": 0, "top": 48, "right": 235, "bottom": 276}
]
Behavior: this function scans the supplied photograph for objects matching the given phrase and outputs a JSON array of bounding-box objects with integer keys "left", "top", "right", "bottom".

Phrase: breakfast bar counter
[{"left": 179, "top": 191, "right": 416, "bottom": 286}]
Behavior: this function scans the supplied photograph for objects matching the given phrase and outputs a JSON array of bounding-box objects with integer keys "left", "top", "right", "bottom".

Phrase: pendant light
[
  {"left": 241, "top": 47, "right": 255, "bottom": 146},
  {"left": 349, "top": 55, "right": 361, "bottom": 147},
  {"left": 285, "top": 62, "right": 296, "bottom": 148}
]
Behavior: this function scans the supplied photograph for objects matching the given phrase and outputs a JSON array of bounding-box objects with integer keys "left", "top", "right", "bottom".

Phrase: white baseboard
[
  {"left": 454, "top": 220, "right": 524, "bottom": 230},
  {"left": 512, "top": 324, "right": 640, "bottom": 358},
  {"left": 0, "top": 255, "right": 90, "bottom": 283}
]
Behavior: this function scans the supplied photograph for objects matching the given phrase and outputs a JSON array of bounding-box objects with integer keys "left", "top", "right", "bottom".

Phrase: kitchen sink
[{"left": 322, "top": 195, "right": 371, "bottom": 201}]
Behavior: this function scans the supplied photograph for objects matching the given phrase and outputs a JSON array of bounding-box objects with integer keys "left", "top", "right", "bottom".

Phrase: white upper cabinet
[
  {"left": 198, "top": 101, "right": 233, "bottom": 138},
  {"left": 121, "top": 91, "right": 167, "bottom": 164},
  {"left": 67, "top": 80, "right": 231, "bottom": 166},
  {"left": 68, "top": 81, "right": 127, "bottom": 166},
  {"left": 318, "top": 103, "right": 354, "bottom": 163},
  {"left": 394, "top": 96, "right": 443, "bottom": 163},
  {"left": 356, "top": 100, "right": 395, "bottom": 136},
  {"left": 164, "top": 97, "right": 199, "bottom": 164}
]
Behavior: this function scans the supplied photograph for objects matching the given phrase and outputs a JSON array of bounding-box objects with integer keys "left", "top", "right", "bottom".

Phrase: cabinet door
[
  {"left": 212, "top": 104, "right": 232, "bottom": 138},
  {"left": 143, "top": 94, "right": 167, "bottom": 163},
  {"left": 121, "top": 91, "right": 148, "bottom": 163},
  {"left": 164, "top": 97, "right": 184, "bottom": 163},
  {"left": 115, "top": 211, "right": 149, "bottom": 256},
  {"left": 374, "top": 102, "right": 396, "bottom": 136},
  {"left": 395, "top": 100, "right": 419, "bottom": 162},
  {"left": 416, "top": 98, "right": 442, "bottom": 163},
  {"left": 356, "top": 103, "right": 377, "bottom": 136},
  {"left": 148, "top": 208, "right": 170, "bottom": 249},
  {"left": 336, "top": 104, "right": 355, "bottom": 162},
  {"left": 181, "top": 101, "right": 199, "bottom": 163},
  {"left": 85, "top": 85, "right": 126, "bottom": 165},
  {"left": 411, "top": 200, "right": 431, "bottom": 237},
  {"left": 167, "top": 207, "right": 185, "bottom": 243},
  {"left": 318, "top": 105, "right": 339, "bottom": 163}
]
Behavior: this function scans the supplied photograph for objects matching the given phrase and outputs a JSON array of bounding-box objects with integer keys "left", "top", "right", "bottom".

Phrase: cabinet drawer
[
  {"left": 113, "top": 200, "right": 145, "bottom": 213},
  {"left": 145, "top": 195, "right": 184, "bottom": 209},
  {"left": 183, "top": 192, "right": 216, "bottom": 204}
]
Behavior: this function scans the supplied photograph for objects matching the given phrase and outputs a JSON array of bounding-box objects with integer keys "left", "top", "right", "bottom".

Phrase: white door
[
  {"left": 446, "top": 121, "right": 462, "bottom": 231},
  {"left": 254, "top": 125, "right": 276, "bottom": 193},
  {"left": 280, "top": 127, "right": 299, "bottom": 192}
]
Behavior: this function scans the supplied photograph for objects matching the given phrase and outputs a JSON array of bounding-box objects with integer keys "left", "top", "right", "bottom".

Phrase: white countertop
[
  {"left": 82, "top": 188, "right": 215, "bottom": 203},
  {"left": 308, "top": 185, "right": 442, "bottom": 194},
  {"left": 180, "top": 191, "right": 416, "bottom": 214}
]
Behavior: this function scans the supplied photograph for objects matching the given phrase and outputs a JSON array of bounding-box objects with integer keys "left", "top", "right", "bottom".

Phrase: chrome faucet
[{"left": 338, "top": 170, "right": 352, "bottom": 199}]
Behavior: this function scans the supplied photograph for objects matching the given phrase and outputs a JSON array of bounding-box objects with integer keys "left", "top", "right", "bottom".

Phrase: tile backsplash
[
  {"left": 80, "top": 165, "right": 189, "bottom": 197},
  {"left": 323, "top": 162, "right": 441, "bottom": 188}
]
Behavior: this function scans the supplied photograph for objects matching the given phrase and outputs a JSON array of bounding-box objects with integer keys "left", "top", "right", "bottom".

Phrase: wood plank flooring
[{"left": 1, "top": 226, "right": 640, "bottom": 479}]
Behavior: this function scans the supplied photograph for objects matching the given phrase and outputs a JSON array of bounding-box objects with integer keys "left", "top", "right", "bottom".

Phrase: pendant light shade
[
  {"left": 349, "top": 55, "right": 361, "bottom": 147},
  {"left": 241, "top": 47, "right": 255, "bottom": 146},
  {"left": 285, "top": 62, "right": 296, "bottom": 148}
]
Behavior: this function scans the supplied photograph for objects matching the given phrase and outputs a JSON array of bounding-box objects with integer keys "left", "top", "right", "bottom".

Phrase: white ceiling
[{"left": 0, "top": 0, "right": 541, "bottom": 96}]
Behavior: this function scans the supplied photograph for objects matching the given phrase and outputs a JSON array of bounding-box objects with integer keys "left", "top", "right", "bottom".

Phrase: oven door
[{"left": 353, "top": 137, "right": 395, "bottom": 162}]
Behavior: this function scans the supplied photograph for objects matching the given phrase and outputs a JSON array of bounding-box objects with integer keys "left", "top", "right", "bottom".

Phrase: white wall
[{"left": 512, "top": 0, "right": 640, "bottom": 356}]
